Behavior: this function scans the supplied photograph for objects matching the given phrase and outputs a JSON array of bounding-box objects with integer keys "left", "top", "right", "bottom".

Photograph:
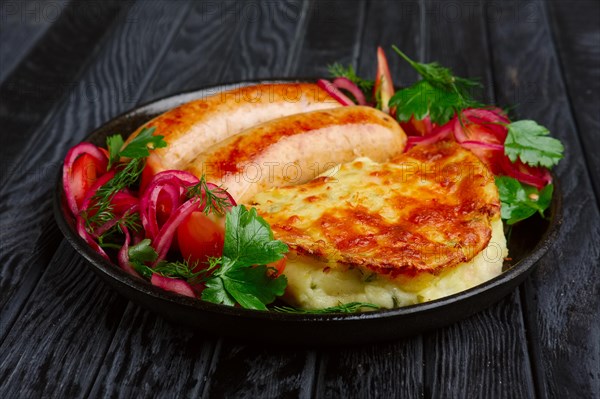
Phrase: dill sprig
[
  {"left": 328, "top": 63, "right": 375, "bottom": 93},
  {"left": 187, "top": 175, "right": 233, "bottom": 216},
  {"left": 83, "top": 158, "right": 145, "bottom": 230},
  {"left": 272, "top": 302, "right": 381, "bottom": 314}
]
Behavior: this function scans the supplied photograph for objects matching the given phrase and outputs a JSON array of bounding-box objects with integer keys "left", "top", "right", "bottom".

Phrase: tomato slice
[
  {"left": 70, "top": 153, "right": 107, "bottom": 209},
  {"left": 267, "top": 255, "right": 287, "bottom": 277},
  {"left": 177, "top": 211, "right": 225, "bottom": 271},
  {"left": 374, "top": 46, "right": 395, "bottom": 114}
]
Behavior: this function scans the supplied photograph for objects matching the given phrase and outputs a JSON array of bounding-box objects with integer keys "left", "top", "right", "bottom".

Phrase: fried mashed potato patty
[{"left": 247, "top": 141, "right": 508, "bottom": 309}]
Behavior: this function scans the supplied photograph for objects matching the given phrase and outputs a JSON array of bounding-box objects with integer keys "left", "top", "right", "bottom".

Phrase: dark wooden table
[{"left": 1, "top": 1, "right": 598, "bottom": 397}]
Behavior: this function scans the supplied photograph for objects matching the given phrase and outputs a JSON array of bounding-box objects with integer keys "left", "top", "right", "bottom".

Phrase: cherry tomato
[
  {"left": 177, "top": 211, "right": 225, "bottom": 270},
  {"left": 401, "top": 115, "right": 434, "bottom": 136},
  {"left": 70, "top": 153, "right": 106, "bottom": 208},
  {"left": 374, "top": 46, "right": 395, "bottom": 114},
  {"left": 267, "top": 255, "right": 287, "bottom": 277}
]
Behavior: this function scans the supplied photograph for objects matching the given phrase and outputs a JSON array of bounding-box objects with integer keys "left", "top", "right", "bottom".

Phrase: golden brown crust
[
  {"left": 249, "top": 141, "right": 500, "bottom": 277},
  {"left": 187, "top": 106, "right": 403, "bottom": 176},
  {"left": 124, "top": 83, "right": 339, "bottom": 171}
]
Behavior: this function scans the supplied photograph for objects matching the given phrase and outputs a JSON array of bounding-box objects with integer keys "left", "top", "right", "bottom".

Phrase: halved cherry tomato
[
  {"left": 267, "top": 255, "right": 287, "bottom": 277},
  {"left": 70, "top": 153, "right": 107, "bottom": 209},
  {"left": 177, "top": 211, "right": 225, "bottom": 271},
  {"left": 401, "top": 115, "right": 434, "bottom": 136},
  {"left": 374, "top": 46, "right": 395, "bottom": 114}
]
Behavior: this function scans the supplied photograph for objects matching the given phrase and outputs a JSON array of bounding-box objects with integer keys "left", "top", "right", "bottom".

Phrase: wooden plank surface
[
  {"left": 0, "top": 0, "right": 598, "bottom": 397},
  {"left": 0, "top": 2, "right": 193, "bottom": 397},
  {"left": 0, "top": 0, "right": 127, "bottom": 182},
  {"left": 546, "top": 0, "right": 600, "bottom": 200},
  {"left": 486, "top": 1, "right": 600, "bottom": 397},
  {"left": 0, "top": 0, "right": 70, "bottom": 82}
]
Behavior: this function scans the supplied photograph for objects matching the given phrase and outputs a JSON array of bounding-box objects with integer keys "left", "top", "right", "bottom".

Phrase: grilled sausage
[
  {"left": 185, "top": 106, "right": 407, "bottom": 202},
  {"left": 125, "top": 83, "right": 340, "bottom": 182}
]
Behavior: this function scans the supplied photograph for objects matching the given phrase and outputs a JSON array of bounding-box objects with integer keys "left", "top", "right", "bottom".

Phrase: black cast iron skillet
[{"left": 53, "top": 80, "right": 563, "bottom": 345}]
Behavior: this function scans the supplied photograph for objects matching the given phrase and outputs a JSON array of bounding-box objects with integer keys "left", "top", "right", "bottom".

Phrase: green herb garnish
[
  {"left": 106, "top": 126, "right": 166, "bottom": 169},
  {"left": 495, "top": 176, "right": 553, "bottom": 224},
  {"left": 201, "top": 205, "right": 288, "bottom": 310},
  {"left": 186, "top": 175, "right": 232, "bottom": 216},
  {"left": 273, "top": 302, "right": 381, "bottom": 314},
  {"left": 328, "top": 63, "right": 374, "bottom": 93},
  {"left": 388, "top": 46, "right": 481, "bottom": 125},
  {"left": 504, "top": 120, "right": 564, "bottom": 168}
]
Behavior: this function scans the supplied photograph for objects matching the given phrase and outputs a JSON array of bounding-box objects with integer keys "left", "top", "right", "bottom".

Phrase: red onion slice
[
  {"left": 499, "top": 157, "right": 552, "bottom": 189},
  {"left": 333, "top": 77, "right": 366, "bottom": 105},
  {"left": 455, "top": 108, "right": 510, "bottom": 143},
  {"left": 459, "top": 140, "right": 505, "bottom": 152},
  {"left": 62, "top": 143, "right": 108, "bottom": 215},
  {"left": 118, "top": 225, "right": 139, "bottom": 277},
  {"left": 79, "top": 170, "right": 116, "bottom": 213},
  {"left": 317, "top": 79, "right": 355, "bottom": 106},
  {"left": 405, "top": 121, "right": 454, "bottom": 151},
  {"left": 140, "top": 173, "right": 196, "bottom": 240},
  {"left": 150, "top": 274, "right": 196, "bottom": 298},
  {"left": 76, "top": 217, "right": 108, "bottom": 260},
  {"left": 153, "top": 199, "right": 201, "bottom": 263}
]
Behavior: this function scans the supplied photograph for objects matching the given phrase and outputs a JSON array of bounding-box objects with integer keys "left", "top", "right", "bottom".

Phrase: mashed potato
[{"left": 281, "top": 217, "right": 507, "bottom": 309}]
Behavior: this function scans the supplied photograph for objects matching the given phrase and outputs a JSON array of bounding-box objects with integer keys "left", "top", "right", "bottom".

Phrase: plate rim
[{"left": 53, "top": 79, "right": 564, "bottom": 326}]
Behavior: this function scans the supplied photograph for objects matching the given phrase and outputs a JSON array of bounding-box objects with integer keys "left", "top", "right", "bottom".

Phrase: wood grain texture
[
  {"left": 0, "top": 0, "right": 70, "bottom": 82},
  {"left": 142, "top": 0, "right": 246, "bottom": 100},
  {"left": 0, "top": 0, "right": 127, "bottom": 181},
  {"left": 0, "top": 241, "right": 129, "bottom": 398},
  {"left": 487, "top": 1, "right": 600, "bottom": 397},
  {"left": 546, "top": 0, "right": 600, "bottom": 201},
  {"left": 87, "top": 304, "right": 216, "bottom": 399},
  {"left": 424, "top": 292, "right": 535, "bottom": 398},
  {"left": 203, "top": 343, "right": 317, "bottom": 399},
  {"left": 357, "top": 0, "right": 423, "bottom": 89},
  {"left": 0, "top": 3, "right": 192, "bottom": 392},
  {"left": 290, "top": 0, "right": 367, "bottom": 77},
  {"left": 315, "top": 339, "right": 423, "bottom": 398},
  {"left": 421, "top": 1, "right": 536, "bottom": 397},
  {"left": 87, "top": 2, "right": 312, "bottom": 398}
]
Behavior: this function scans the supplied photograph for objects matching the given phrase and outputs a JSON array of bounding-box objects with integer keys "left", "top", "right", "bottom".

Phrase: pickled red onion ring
[
  {"left": 62, "top": 143, "right": 108, "bottom": 215},
  {"left": 405, "top": 121, "right": 454, "bottom": 151},
  {"left": 153, "top": 199, "right": 201, "bottom": 263},
  {"left": 459, "top": 141, "right": 505, "bottom": 152},
  {"left": 333, "top": 77, "right": 366, "bottom": 105},
  {"left": 150, "top": 274, "right": 195, "bottom": 298},
  {"left": 317, "top": 79, "right": 355, "bottom": 106},
  {"left": 76, "top": 216, "right": 108, "bottom": 260},
  {"left": 118, "top": 225, "right": 139, "bottom": 277},
  {"left": 499, "top": 157, "right": 552, "bottom": 189}
]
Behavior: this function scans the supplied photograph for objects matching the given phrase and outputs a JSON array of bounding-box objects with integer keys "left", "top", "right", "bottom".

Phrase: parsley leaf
[
  {"left": 389, "top": 46, "right": 481, "bottom": 125},
  {"left": 222, "top": 265, "right": 287, "bottom": 310},
  {"left": 129, "top": 239, "right": 159, "bottom": 264},
  {"left": 119, "top": 126, "right": 166, "bottom": 159},
  {"left": 106, "top": 135, "right": 124, "bottom": 170},
  {"left": 390, "top": 80, "right": 470, "bottom": 125},
  {"left": 328, "top": 63, "right": 374, "bottom": 93},
  {"left": 105, "top": 126, "right": 166, "bottom": 170},
  {"left": 495, "top": 176, "right": 553, "bottom": 225},
  {"left": 504, "top": 120, "right": 564, "bottom": 168},
  {"left": 222, "top": 206, "right": 288, "bottom": 269},
  {"left": 201, "top": 205, "right": 288, "bottom": 310}
]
